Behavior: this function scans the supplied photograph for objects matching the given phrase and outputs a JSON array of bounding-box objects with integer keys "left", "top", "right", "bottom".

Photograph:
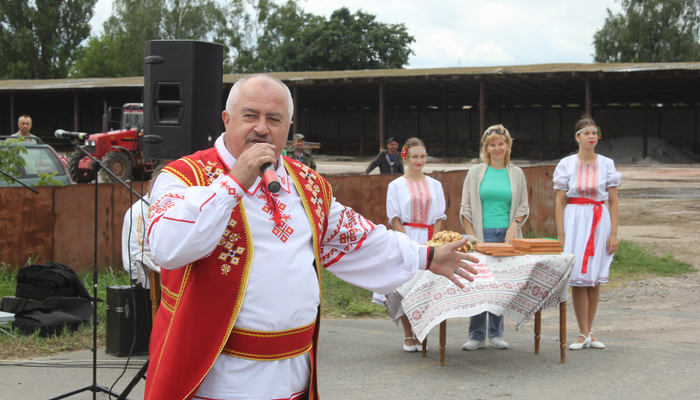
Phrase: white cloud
[{"left": 88, "top": 0, "right": 623, "bottom": 67}]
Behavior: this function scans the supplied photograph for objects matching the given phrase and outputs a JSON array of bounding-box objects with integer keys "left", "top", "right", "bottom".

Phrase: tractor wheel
[
  {"left": 99, "top": 151, "right": 132, "bottom": 183},
  {"left": 68, "top": 151, "right": 95, "bottom": 183}
]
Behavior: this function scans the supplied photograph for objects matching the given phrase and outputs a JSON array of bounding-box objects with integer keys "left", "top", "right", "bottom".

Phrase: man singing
[{"left": 145, "top": 74, "right": 477, "bottom": 400}]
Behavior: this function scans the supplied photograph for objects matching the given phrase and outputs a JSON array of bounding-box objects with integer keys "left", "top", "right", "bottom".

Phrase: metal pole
[
  {"left": 479, "top": 80, "right": 486, "bottom": 135},
  {"left": 102, "top": 101, "right": 108, "bottom": 132},
  {"left": 10, "top": 93, "right": 15, "bottom": 134},
  {"left": 292, "top": 86, "right": 298, "bottom": 136},
  {"left": 379, "top": 83, "right": 385, "bottom": 152},
  {"left": 585, "top": 78, "right": 592, "bottom": 118},
  {"left": 359, "top": 89, "right": 365, "bottom": 156},
  {"left": 541, "top": 82, "right": 546, "bottom": 161},
  {"left": 73, "top": 91, "right": 80, "bottom": 132},
  {"left": 444, "top": 92, "right": 449, "bottom": 157},
  {"left": 643, "top": 82, "right": 648, "bottom": 159}
]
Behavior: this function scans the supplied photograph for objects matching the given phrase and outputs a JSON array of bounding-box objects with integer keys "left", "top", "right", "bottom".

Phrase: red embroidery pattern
[
  {"left": 202, "top": 160, "right": 224, "bottom": 185},
  {"left": 217, "top": 217, "right": 245, "bottom": 273},
  {"left": 320, "top": 207, "right": 375, "bottom": 266},
  {"left": 258, "top": 189, "right": 293, "bottom": 241},
  {"left": 576, "top": 160, "right": 598, "bottom": 200},
  {"left": 407, "top": 179, "right": 431, "bottom": 225},
  {"left": 149, "top": 193, "right": 186, "bottom": 224}
]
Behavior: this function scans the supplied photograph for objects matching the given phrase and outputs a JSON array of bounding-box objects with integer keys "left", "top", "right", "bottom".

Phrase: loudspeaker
[
  {"left": 143, "top": 40, "right": 223, "bottom": 160},
  {"left": 106, "top": 285, "right": 152, "bottom": 357}
]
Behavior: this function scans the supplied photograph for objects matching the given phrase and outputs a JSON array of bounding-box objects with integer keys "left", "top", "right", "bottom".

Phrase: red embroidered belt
[
  {"left": 221, "top": 322, "right": 315, "bottom": 361},
  {"left": 568, "top": 197, "right": 604, "bottom": 274},
  {"left": 403, "top": 222, "right": 433, "bottom": 242}
]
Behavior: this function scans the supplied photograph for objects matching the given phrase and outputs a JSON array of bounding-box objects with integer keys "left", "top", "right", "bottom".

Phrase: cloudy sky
[{"left": 90, "top": 0, "right": 622, "bottom": 69}]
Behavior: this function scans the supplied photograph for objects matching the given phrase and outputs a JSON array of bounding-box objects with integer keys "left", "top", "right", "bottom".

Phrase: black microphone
[
  {"left": 260, "top": 163, "right": 281, "bottom": 193},
  {"left": 55, "top": 129, "right": 89, "bottom": 140}
]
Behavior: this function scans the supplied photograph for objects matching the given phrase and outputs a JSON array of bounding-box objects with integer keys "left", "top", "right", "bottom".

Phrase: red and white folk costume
[
  {"left": 553, "top": 154, "right": 621, "bottom": 287},
  {"left": 145, "top": 134, "right": 429, "bottom": 400}
]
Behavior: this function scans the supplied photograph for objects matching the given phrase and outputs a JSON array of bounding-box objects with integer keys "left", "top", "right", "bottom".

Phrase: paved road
[{"left": 2, "top": 308, "right": 699, "bottom": 400}]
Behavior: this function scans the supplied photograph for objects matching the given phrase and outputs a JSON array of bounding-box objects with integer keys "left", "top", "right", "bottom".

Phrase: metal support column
[
  {"left": 643, "top": 82, "right": 648, "bottom": 159},
  {"left": 292, "top": 86, "right": 298, "bottom": 136},
  {"left": 73, "top": 91, "right": 80, "bottom": 132},
  {"left": 540, "top": 82, "right": 546, "bottom": 161},
  {"left": 10, "top": 93, "right": 15, "bottom": 134},
  {"left": 359, "top": 89, "right": 365, "bottom": 156},
  {"left": 479, "top": 80, "right": 486, "bottom": 135},
  {"left": 585, "top": 78, "right": 592, "bottom": 117},
  {"left": 379, "top": 83, "right": 385, "bottom": 152},
  {"left": 444, "top": 93, "right": 449, "bottom": 157}
]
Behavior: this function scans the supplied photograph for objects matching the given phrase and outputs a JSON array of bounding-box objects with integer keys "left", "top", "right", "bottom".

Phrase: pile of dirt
[{"left": 596, "top": 136, "right": 699, "bottom": 164}]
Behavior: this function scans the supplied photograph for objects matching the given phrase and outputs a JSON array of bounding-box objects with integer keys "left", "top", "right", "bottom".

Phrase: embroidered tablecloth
[{"left": 403, "top": 253, "right": 575, "bottom": 341}]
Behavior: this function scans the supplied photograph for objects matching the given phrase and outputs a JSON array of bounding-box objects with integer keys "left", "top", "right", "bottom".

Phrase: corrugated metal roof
[{"left": 3, "top": 62, "right": 700, "bottom": 91}]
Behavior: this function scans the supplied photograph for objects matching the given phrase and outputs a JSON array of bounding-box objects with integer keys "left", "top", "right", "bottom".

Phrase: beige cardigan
[{"left": 459, "top": 163, "right": 530, "bottom": 243}]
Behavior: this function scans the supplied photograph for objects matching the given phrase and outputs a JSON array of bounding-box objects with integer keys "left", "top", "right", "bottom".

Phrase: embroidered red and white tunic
[
  {"left": 146, "top": 133, "right": 430, "bottom": 400},
  {"left": 553, "top": 154, "right": 622, "bottom": 287}
]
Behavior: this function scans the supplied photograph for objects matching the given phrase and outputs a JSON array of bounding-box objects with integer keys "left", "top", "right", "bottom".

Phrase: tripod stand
[{"left": 49, "top": 141, "right": 148, "bottom": 400}]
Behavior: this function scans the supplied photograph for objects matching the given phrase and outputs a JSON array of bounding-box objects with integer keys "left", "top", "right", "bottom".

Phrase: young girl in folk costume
[
  {"left": 373, "top": 137, "right": 447, "bottom": 352},
  {"left": 554, "top": 115, "right": 621, "bottom": 350}
]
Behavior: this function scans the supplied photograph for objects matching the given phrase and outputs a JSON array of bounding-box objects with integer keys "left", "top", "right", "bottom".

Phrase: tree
[
  {"left": 593, "top": 0, "right": 700, "bottom": 63},
  {"left": 0, "top": 0, "right": 97, "bottom": 79},
  {"left": 71, "top": 0, "right": 236, "bottom": 77},
  {"left": 233, "top": 5, "right": 415, "bottom": 72}
]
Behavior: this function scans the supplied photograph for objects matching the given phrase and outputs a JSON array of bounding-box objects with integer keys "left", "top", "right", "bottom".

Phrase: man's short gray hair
[{"left": 225, "top": 74, "right": 294, "bottom": 122}]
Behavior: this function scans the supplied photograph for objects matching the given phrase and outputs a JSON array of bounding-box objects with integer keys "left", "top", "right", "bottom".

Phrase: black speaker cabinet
[
  {"left": 106, "top": 285, "right": 152, "bottom": 357},
  {"left": 143, "top": 40, "right": 223, "bottom": 160}
]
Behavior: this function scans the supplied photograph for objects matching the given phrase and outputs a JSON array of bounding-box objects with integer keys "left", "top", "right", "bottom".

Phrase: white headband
[{"left": 576, "top": 126, "right": 597, "bottom": 135}]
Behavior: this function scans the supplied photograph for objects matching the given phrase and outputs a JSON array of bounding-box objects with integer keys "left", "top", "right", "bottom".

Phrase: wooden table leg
[
  {"left": 439, "top": 320, "right": 447, "bottom": 366},
  {"left": 534, "top": 310, "right": 541, "bottom": 354},
  {"left": 560, "top": 301, "right": 567, "bottom": 363}
]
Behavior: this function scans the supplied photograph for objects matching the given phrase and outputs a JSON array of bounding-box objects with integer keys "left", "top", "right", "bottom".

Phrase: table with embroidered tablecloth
[{"left": 402, "top": 253, "right": 575, "bottom": 364}]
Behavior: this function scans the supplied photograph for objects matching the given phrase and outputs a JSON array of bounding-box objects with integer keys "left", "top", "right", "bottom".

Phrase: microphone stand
[{"left": 49, "top": 140, "right": 147, "bottom": 400}]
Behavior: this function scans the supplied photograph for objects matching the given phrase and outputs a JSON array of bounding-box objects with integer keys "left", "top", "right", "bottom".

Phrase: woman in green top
[{"left": 459, "top": 124, "right": 530, "bottom": 351}]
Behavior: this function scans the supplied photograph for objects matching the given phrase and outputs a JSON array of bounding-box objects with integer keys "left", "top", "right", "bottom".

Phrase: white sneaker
[
  {"left": 462, "top": 339, "right": 486, "bottom": 351},
  {"left": 491, "top": 337, "right": 509, "bottom": 349}
]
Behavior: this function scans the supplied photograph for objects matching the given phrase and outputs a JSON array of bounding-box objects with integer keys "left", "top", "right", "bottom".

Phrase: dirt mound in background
[{"left": 596, "top": 136, "right": 700, "bottom": 164}]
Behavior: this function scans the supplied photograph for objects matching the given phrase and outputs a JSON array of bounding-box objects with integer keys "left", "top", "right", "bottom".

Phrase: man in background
[
  {"left": 11, "top": 115, "right": 38, "bottom": 143},
  {"left": 364, "top": 137, "right": 403, "bottom": 175},
  {"left": 289, "top": 133, "right": 316, "bottom": 170}
]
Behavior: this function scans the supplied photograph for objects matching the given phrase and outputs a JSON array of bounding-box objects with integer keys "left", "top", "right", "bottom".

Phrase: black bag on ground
[
  {"left": 11, "top": 297, "right": 92, "bottom": 337},
  {"left": 12, "top": 309, "right": 83, "bottom": 337},
  {"left": 15, "top": 262, "right": 92, "bottom": 301}
]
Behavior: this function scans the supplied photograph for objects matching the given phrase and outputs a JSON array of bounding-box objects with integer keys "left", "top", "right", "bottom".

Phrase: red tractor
[{"left": 68, "top": 103, "right": 166, "bottom": 183}]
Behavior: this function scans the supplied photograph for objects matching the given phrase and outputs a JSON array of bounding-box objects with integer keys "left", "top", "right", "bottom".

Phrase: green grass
[
  {"left": 320, "top": 268, "right": 387, "bottom": 317},
  {"left": 609, "top": 240, "right": 696, "bottom": 284}
]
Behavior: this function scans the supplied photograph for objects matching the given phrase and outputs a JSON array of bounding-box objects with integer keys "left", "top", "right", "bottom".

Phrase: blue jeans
[{"left": 469, "top": 227, "right": 507, "bottom": 340}]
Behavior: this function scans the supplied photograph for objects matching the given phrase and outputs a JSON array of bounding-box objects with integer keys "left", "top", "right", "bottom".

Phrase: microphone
[
  {"left": 260, "top": 163, "right": 281, "bottom": 193},
  {"left": 55, "top": 129, "right": 89, "bottom": 140}
]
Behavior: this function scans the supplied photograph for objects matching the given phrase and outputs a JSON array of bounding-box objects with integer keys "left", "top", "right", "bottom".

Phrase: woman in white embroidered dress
[
  {"left": 376, "top": 137, "right": 446, "bottom": 352},
  {"left": 554, "top": 115, "right": 621, "bottom": 350}
]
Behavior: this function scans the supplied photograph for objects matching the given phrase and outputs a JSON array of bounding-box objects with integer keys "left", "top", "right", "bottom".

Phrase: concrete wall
[{"left": 0, "top": 166, "right": 556, "bottom": 272}]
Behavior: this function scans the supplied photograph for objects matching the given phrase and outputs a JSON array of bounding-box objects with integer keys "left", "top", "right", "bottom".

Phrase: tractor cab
[{"left": 121, "top": 103, "right": 144, "bottom": 131}]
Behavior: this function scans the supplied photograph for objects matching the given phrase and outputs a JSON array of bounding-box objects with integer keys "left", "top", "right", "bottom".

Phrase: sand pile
[{"left": 595, "top": 137, "right": 699, "bottom": 164}]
